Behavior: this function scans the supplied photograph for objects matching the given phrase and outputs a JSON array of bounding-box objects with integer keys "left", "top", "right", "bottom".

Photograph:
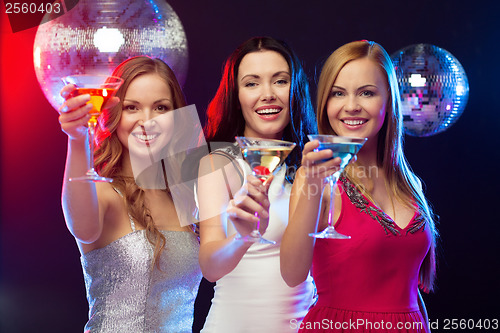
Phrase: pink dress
[{"left": 299, "top": 176, "right": 431, "bottom": 332}]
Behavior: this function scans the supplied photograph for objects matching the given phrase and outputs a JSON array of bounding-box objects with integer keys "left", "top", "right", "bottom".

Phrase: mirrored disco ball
[
  {"left": 391, "top": 44, "right": 469, "bottom": 137},
  {"left": 33, "top": 0, "right": 188, "bottom": 110}
]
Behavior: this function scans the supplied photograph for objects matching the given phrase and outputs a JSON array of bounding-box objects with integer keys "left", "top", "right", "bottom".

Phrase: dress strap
[
  {"left": 207, "top": 143, "right": 245, "bottom": 200},
  {"left": 112, "top": 187, "right": 136, "bottom": 232}
]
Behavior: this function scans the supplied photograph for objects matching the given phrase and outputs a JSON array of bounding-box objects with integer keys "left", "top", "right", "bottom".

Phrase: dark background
[{"left": 1, "top": 0, "right": 499, "bottom": 332}]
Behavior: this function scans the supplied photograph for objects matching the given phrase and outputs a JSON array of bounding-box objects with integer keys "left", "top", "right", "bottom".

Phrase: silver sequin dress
[{"left": 80, "top": 217, "right": 202, "bottom": 333}]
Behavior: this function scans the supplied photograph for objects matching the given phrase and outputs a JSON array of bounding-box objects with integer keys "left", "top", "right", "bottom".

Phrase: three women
[{"left": 58, "top": 39, "right": 437, "bottom": 333}]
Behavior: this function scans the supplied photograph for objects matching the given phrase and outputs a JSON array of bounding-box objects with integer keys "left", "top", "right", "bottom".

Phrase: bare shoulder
[
  {"left": 78, "top": 182, "right": 133, "bottom": 253},
  {"left": 95, "top": 182, "right": 122, "bottom": 207},
  {"left": 200, "top": 150, "right": 243, "bottom": 185},
  {"left": 198, "top": 151, "right": 243, "bottom": 239},
  {"left": 199, "top": 150, "right": 240, "bottom": 174},
  {"left": 94, "top": 182, "right": 131, "bottom": 229}
]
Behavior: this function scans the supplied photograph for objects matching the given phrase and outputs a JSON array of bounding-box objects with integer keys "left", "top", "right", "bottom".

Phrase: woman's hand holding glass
[
  {"left": 59, "top": 78, "right": 122, "bottom": 183},
  {"left": 299, "top": 140, "right": 342, "bottom": 183},
  {"left": 227, "top": 174, "right": 273, "bottom": 240},
  {"left": 58, "top": 84, "right": 119, "bottom": 140}
]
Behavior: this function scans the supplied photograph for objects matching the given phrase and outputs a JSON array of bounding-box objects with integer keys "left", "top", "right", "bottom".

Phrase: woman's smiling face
[
  {"left": 237, "top": 50, "right": 291, "bottom": 140},
  {"left": 326, "top": 57, "right": 389, "bottom": 143},
  {"left": 117, "top": 73, "right": 175, "bottom": 160}
]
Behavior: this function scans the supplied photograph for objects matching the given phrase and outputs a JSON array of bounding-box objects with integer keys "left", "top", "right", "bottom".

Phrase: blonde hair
[
  {"left": 93, "top": 56, "right": 194, "bottom": 269},
  {"left": 317, "top": 41, "right": 438, "bottom": 292}
]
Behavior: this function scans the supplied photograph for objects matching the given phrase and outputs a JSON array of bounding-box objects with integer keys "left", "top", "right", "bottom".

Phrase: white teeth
[
  {"left": 134, "top": 134, "right": 158, "bottom": 141},
  {"left": 256, "top": 108, "right": 281, "bottom": 115},
  {"left": 343, "top": 120, "right": 365, "bottom": 125}
]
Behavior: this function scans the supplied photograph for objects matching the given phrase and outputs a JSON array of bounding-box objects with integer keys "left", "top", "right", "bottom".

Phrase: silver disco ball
[
  {"left": 391, "top": 44, "right": 469, "bottom": 137},
  {"left": 33, "top": 0, "right": 188, "bottom": 110}
]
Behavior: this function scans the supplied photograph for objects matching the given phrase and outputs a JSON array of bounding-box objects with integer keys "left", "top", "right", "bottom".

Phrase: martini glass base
[
  {"left": 235, "top": 231, "right": 276, "bottom": 244},
  {"left": 69, "top": 171, "right": 113, "bottom": 183},
  {"left": 309, "top": 226, "right": 351, "bottom": 239}
]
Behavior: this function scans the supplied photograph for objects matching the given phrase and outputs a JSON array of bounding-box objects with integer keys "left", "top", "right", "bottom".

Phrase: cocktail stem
[
  {"left": 327, "top": 174, "right": 339, "bottom": 228},
  {"left": 88, "top": 120, "right": 96, "bottom": 174},
  {"left": 250, "top": 175, "right": 268, "bottom": 238},
  {"left": 254, "top": 174, "right": 266, "bottom": 232}
]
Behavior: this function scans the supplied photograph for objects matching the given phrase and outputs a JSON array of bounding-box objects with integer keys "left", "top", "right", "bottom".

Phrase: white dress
[{"left": 201, "top": 151, "right": 316, "bottom": 333}]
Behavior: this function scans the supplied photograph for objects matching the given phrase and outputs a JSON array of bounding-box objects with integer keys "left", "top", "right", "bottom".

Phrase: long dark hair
[{"left": 204, "top": 36, "right": 317, "bottom": 182}]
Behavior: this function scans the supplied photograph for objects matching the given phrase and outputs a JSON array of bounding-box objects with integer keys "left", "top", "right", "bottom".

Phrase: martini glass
[
  {"left": 62, "top": 75, "right": 123, "bottom": 182},
  {"left": 307, "top": 135, "right": 367, "bottom": 239},
  {"left": 235, "top": 137, "right": 296, "bottom": 244}
]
